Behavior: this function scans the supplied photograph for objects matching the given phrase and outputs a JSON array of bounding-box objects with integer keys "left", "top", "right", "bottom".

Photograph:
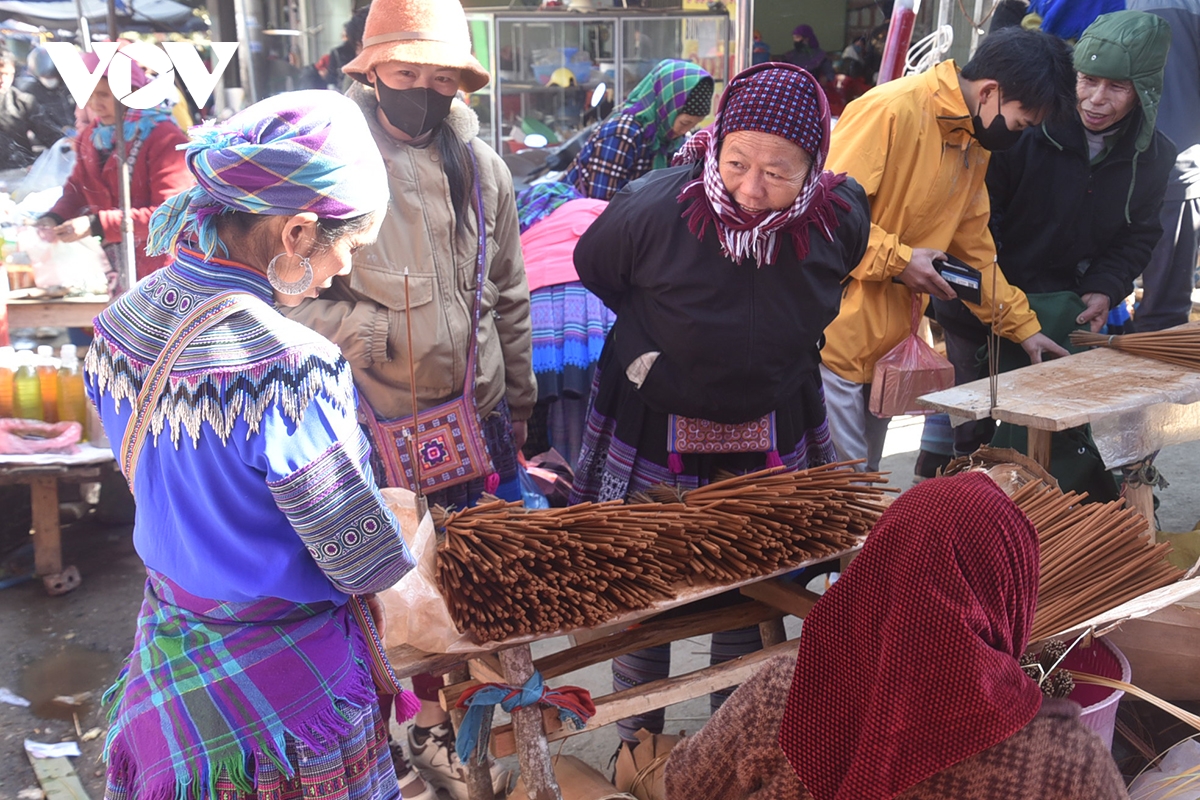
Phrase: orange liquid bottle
[
  {"left": 0, "top": 346, "right": 14, "bottom": 417},
  {"left": 57, "top": 345, "right": 88, "bottom": 439},
  {"left": 36, "top": 345, "right": 58, "bottom": 423}
]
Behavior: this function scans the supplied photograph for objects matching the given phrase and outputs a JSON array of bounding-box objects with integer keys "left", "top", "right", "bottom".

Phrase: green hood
[{"left": 1074, "top": 10, "right": 1172, "bottom": 154}]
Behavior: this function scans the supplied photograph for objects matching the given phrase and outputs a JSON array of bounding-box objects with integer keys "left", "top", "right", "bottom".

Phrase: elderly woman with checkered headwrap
[
  {"left": 570, "top": 62, "right": 871, "bottom": 745},
  {"left": 86, "top": 90, "right": 420, "bottom": 800}
]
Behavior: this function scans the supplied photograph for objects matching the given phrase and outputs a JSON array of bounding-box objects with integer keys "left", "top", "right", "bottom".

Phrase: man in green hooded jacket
[{"left": 927, "top": 10, "right": 1176, "bottom": 494}]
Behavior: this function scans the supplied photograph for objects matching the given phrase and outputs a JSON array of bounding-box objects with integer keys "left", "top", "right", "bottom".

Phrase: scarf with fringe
[{"left": 673, "top": 62, "right": 848, "bottom": 267}]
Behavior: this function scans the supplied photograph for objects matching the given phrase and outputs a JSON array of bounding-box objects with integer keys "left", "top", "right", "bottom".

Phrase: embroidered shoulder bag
[
  {"left": 118, "top": 289, "right": 408, "bottom": 698},
  {"left": 361, "top": 145, "right": 495, "bottom": 493}
]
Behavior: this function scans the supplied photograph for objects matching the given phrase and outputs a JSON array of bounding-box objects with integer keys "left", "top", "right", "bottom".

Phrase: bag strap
[
  {"left": 462, "top": 144, "right": 487, "bottom": 399},
  {"left": 119, "top": 291, "right": 254, "bottom": 493},
  {"left": 910, "top": 291, "right": 924, "bottom": 334},
  {"left": 348, "top": 595, "right": 405, "bottom": 695}
]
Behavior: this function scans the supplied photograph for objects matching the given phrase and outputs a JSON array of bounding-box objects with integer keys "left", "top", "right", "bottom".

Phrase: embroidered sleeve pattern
[{"left": 268, "top": 436, "right": 414, "bottom": 595}]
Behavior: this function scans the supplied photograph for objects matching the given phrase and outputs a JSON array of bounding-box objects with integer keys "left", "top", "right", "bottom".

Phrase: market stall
[
  {"left": 384, "top": 455, "right": 1196, "bottom": 800},
  {"left": 918, "top": 326, "right": 1200, "bottom": 533}
]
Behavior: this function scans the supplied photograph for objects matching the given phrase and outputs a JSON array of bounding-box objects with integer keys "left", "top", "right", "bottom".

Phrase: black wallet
[{"left": 934, "top": 255, "right": 983, "bottom": 305}]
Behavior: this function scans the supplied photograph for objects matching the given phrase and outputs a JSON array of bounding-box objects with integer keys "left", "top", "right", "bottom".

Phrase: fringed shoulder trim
[{"left": 85, "top": 311, "right": 356, "bottom": 447}]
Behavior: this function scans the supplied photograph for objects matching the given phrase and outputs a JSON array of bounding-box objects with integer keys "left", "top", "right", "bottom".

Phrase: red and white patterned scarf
[{"left": 674, "top": 62, "right": 848, "bottom": 267}]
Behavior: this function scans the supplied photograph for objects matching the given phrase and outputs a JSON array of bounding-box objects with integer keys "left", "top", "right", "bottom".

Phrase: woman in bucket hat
[{"left": 283, "top": 0, "right": 531, "bottom": 797}]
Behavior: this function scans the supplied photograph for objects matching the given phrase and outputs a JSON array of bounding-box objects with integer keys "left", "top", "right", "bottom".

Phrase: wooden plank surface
[
  {"left": 918, "top": 345, "right": 1200, "bottom": 432},
  {"left": 439, "top": 601, "right": 783, "bottom": 711},
  {"left": 389, "top": 544, "right": 859, "bottom": 677},
  {"left": 27, "top": 754, "right": 90, "bottom": 800},
  {"left": 488, "top": 639, "right": 800, "bottom": 758},
  {"left": 7, "top": 297, "right": 109, "bottom": 330}
]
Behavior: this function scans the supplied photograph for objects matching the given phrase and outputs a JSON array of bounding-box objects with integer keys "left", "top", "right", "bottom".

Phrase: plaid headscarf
[
  {"left": 623, "top": 59, "right": 713, "bottom": 170},
  {"left": 147, "top": 90, "right": 388, "bottom": 259},
  {"left": 674, "top": 62, "right": 847, "bottom": 268}
]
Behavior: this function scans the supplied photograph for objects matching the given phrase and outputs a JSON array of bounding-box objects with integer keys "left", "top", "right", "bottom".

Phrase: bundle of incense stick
[
  {"left": 1069, "top": 327, "right": 1200, "bottom": 371},
  {"left": 434, "top": 463, "right": 890, "bottom": 642},
  {"left": 1009, "top": 480, "right": 1184, "bottom": 641}
]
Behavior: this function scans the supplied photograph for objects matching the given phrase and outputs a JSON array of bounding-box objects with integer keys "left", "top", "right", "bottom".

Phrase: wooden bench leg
[
  {"left": 758, "top": 618, "right": 787, "bottom": 648},
  {"left": 1027, "top": 428, "right": 1053, "bottom": 470},
  {"left": 29, "top": 477, "right": 80, "bottom": 596},
  {"left": 499, "top": 645, "right": 562, "bottom": 800},
  {"left": 446, "top": 664, "right": 497, "bottom": 800}
]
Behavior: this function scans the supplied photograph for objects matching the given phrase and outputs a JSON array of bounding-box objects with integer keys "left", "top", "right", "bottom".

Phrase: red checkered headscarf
[
  {"left": 779, "top": 473, "right": 1043, "bottom": 800},
  {"left": 674, "top": 62, "right": 847, "bottom": 267}
]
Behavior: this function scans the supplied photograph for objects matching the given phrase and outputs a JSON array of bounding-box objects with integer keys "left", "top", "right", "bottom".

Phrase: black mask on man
[
  {"left": 375, "top": 78, "right": 454, "bottom": 139},
  {"left": 971, "top": 92, "right": 1023, "bottom": 151}
]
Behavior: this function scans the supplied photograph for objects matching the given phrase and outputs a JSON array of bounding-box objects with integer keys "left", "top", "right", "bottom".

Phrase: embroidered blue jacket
[{"left": 85, "top": 247, "right": 413, "bottom": 604}]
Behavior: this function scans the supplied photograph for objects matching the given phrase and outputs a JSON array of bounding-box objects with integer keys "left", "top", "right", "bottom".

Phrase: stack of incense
[
  {"left": 1009, "top": 480, "right": 1184, "bottom": 641},
  {"left": 434, "top": 462, "right": 890, "bottom": 643},
  {"left": 1069, "top": 326, "right": 1200, "bottom": 371}
]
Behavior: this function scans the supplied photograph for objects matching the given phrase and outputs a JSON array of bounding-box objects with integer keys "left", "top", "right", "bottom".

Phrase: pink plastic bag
[
  {"left": 869, "top": 293, "right": 955, "bottom": 418},
  {"left": 0, "top": 419, "right": 82, "bottom": 455}
]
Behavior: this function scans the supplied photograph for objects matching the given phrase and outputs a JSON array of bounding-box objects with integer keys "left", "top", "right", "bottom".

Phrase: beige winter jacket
[{"left": 285, "top": 84, "right": 536, "bottom": 421}]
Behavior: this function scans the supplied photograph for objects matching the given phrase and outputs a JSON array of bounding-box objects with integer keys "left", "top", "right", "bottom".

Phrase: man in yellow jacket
[{"left": 821, "top": 27, "right": 1076, "bottom": 472}]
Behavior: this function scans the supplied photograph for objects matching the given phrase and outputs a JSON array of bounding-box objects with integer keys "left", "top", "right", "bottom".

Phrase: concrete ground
[{"left": 2, "top": 418, "right": 1199, "bottom": 797}]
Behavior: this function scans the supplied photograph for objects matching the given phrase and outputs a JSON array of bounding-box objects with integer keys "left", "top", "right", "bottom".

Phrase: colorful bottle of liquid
[
  {"left": 36, "top": 345, "right": 58, "bottom": 423},
  {"left": 0, "top": 346, "right": 14, "bottom": 418},
  {"left": 57, "top": 344, "right": 88, "bottom": 438},
  {"left": 13, "top": 350, "right": 43, "bottom": 421}
]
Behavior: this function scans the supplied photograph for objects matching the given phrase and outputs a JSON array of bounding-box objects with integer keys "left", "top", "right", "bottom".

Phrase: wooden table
[
  {"left": 0, "top": 446, "right": 115, "bottom": 595},
  {"left": 389, "top": 551, "right": 850, "bottom": 800},
  {"left": 918, "top": 345, "right": 1200, "bottom": 530},
  {"left": 6, "top": 295, "right": 110, "bottom": 329}
]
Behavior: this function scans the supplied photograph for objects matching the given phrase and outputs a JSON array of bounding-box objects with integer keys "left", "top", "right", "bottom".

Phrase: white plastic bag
[
  {"left": 13, "top": 138, "right": 75, "bottom": 203},
  {"left": 16, "top": 226, "right": 109, "bottom": 294},
  {"left": 378, "top": 488, "right": 479, "bottom": 654}
]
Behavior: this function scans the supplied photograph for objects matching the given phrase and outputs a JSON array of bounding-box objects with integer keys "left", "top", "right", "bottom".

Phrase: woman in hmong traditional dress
[
  {"left": 564, "top": 58, "right": 714, "bottom": 201},
  {"left": 85, "top": 90, "right": 417, "bottom": 800},
  {"left": 570, "top": 63, "right": 870, "bottom": 745}
]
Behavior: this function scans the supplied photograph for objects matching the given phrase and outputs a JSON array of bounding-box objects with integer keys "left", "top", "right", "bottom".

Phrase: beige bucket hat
[{"left": 342, "top": 0, "right": 490, "bottom": 92}]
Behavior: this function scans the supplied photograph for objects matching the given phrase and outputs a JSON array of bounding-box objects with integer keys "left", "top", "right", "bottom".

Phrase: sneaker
[
  {"left": 390, "top": 740, "right": 438, "bottom": 800},
  {"left": 407, "top": 722, "right": 508, "bottom": 800}
]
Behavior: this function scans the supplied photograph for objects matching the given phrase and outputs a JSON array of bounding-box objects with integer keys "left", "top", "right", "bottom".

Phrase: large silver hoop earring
[{"left": 267, "top": 253, "right": 314, "bottom": 295}]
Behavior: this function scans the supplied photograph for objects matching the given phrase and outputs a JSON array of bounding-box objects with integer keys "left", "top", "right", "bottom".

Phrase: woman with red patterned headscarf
[{"left": 662, "top": 473, "right": 1128, "bottom": 800}]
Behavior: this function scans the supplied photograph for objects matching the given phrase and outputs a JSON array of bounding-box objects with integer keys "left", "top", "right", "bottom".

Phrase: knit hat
[
  {"left": 147, "top": 90, "right": 389, "bottom": 259},
  {"left": 1074, "top": 10, "right": 1172, "bottom": 154},
  {"left": 342, "top": 0, "right": 489, "bottom": 93},
  {"left": 718, "top": 63, "right": 824, "bottom": 160}
]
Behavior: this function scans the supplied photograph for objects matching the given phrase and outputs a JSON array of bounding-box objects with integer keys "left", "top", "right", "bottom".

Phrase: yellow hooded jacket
[{"left": 821, "top": 59, "right": 1041, "bottom": 385}]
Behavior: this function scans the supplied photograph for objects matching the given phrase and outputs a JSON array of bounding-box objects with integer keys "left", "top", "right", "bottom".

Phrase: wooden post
[
  {"left": 758, "top": 618, "right": 787, "bottom": 648},
  {"left": 498, "top": 645, "right": 562, "bottom": 800},
  {"left": 1027, "top": 428, "right": 1053, "bottom": 470},
  {"left": 446, "top": 664, "right": 497, "bottom": 800},
  {"left": 30, "top": 476, "right": 61, "bottom": 577},
  {"left": 1124, "top": 482, "right": 1156, "bottom": 536}
]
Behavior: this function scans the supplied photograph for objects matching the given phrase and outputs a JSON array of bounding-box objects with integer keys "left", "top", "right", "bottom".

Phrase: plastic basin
[{"left": 1060, "top": 637, "right": 1131, "bottom": 751}]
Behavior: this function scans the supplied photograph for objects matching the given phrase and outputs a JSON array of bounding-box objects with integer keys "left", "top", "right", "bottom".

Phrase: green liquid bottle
[
  {"left": 0, "top": 346, "right": 14, "bottom": 418},
  {"left": 13, "top": 350, "right": 44, "bottom": 421}
]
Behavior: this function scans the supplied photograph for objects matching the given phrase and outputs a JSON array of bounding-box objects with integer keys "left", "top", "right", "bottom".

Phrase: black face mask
[
  {"left": 971, "top": 92, "right": 1023, "bottom": 151},
  {"left": 375, "top": 78, "right": 454, "bottom": 139}
]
